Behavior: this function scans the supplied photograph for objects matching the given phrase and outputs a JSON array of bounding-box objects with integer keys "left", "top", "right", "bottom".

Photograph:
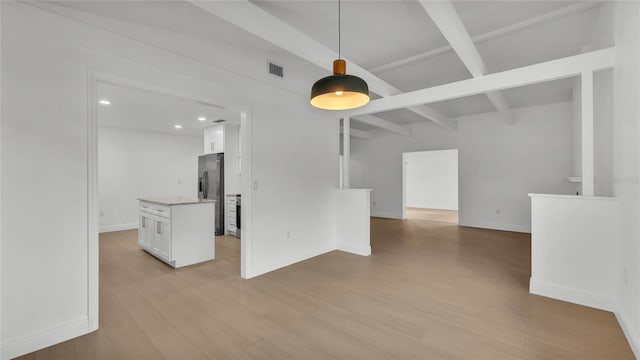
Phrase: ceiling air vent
[
  {"left": 197, "top": 101, "right": 225, "bottom": 109},
  {"left": 213, "top": 119, "right": 226, "bottom": 123},
  {"left": 268, "top": 60, "right": 284, "bottom": 78}
]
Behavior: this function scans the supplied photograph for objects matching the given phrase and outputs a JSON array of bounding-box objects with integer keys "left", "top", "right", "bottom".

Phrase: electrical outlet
[
  {"left": 177, "top": 179, "right": 182, "bottom": 185},
  {"left": 373, "top": 201, "right": 377, "bottom": 207},
  {"left": 286, "top": 230, "right": 291, "bottom": 239},
  {"left": 99, "top": 210, "right": 105, "bottom": 217},
  {"left": 495, "top": 208, "right": 501, "bottom": 215},
  {"left": 623, "top": 266, "right": 629, "bottom": 287},
  {"left": 253, "top": 181, "right": 259, "bottom": 191}
]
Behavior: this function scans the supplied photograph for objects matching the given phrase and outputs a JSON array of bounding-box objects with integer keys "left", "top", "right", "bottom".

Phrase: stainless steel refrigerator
[{"left": 198, "top": 153, "right": 224, "bottom": 235}]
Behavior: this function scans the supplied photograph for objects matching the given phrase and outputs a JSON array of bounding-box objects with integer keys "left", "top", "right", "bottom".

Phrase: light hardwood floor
[
  {"left": 406, "top": 208, "right": 458, "bottom": 224},
  {"left": 17, "top": 218, "right": 633, "bottom": 359}
]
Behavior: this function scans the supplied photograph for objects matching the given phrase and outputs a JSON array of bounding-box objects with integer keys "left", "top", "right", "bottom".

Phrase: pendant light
[{"left": 310, "top": 0, "right": 369, "bottom": 110}]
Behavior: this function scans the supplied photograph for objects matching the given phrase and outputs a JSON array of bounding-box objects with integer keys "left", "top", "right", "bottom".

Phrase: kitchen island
[{"left": 138, "top": 196, "right": 215, "bottom": 268}]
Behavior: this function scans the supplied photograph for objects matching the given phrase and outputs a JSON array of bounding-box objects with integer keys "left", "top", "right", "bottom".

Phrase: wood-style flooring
[
  {"left": 17, "top": 217, "right": 634, "bottom": 359},
  {"left": 406, "top": 207, "right": 458, "bottom": 224}
]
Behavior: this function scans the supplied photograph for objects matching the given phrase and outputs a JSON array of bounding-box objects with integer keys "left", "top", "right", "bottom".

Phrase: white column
[
  {"left": 581, "top": 71, "right": 594, "bottom": 196},
  {"left": 342, "top": 117, "right": 351, "bottom": 189}
]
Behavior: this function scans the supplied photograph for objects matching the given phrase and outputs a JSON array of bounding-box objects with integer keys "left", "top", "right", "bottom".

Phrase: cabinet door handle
[
  {"left": 142, "top": 217, "right": 146, "bottom": 228},
  {"left": 157, "top": 222, "right": 162, "bottom": 234},
  {"left": 211, "top": 142, "right": 215, "bottom": 152}
]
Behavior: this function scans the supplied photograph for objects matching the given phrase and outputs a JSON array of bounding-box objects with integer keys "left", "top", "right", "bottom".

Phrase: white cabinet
[
  {"left": 140, "top": 206, "right": 172, "bottom": 262},
  {"left": 138, "top": 213, "right": 154, "bottom": 249},
  {"left": 203, "top": 124, "right": 225, "bottom": 154},
  {"left": 138, "top": 198, "right": 215, "bottom": 268},
  {"left": 225, "top": 195, "right": 238, "bottom": 236},
  {"left": 153, "top": 218, "right": 171, "bottom": 262}
]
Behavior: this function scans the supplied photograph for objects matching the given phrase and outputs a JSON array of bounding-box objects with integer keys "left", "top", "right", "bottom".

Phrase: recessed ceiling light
[
  {"left": 197, "top": 116, "right": 206, "bottom": 121},
  {"left": 98, "top": 99, "right": 111, "bottom": 105},
  {"left": 174, "top": 124, "right": 182, "bottom": 129}
]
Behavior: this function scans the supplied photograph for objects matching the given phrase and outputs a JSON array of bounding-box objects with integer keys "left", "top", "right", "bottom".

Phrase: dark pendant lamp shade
[
  {"left": 311, "top": 59, "right": 369, "bottom": 110},
  {"left": 309, "top": 0, "right": 369, "bottom": 110}
]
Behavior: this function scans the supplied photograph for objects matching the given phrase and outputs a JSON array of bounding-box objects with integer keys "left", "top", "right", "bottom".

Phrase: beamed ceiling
[{"left": 47, "top": 0, "right": 609, "bottom": 137}]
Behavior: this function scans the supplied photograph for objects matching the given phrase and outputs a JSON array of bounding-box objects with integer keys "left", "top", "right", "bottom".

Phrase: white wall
[
  {"left": 458, "top": 102, "right": 573, "bottom": 233},
  {"left": 352, "top": 101, "right": 573, "bottom": 233},
  {"left": 591, "top": 4, "right": 615, "bottom": 198},
  {"left": 611, "top": 2, "right": 640, "bottom": 356},
  {"left": 594, "top": 70, "right": 614, "bottom": 197},
  {"left": 224, "top": 123, "right": 242, "bottom": 197},
  {"left": 404, "top": 149, "right": 458, "bottom": 210},
  {"left": 2, "top": 7, "right": 92, "bottom": 356},
  {"left": 1, "top": 2, "right": 338, "bottom": 358},
  {"left": 248, "top": 105, "right": 338, "bottom": 277},
  {"left": 98, "top": 126, "right": 201, "bottom": 232},
  {"left": 529, "top": 194, "right": 618, "bottom": 311},
  {"left": 336, "top": 189, "right": 371, "bottom": 256}
]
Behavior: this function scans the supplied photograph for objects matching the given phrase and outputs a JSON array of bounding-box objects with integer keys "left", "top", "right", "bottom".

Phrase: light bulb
[{"left": 335, "top": 90, "right": 344, "bottom": 96}]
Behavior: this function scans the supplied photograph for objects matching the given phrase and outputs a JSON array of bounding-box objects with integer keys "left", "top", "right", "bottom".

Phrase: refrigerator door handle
[
  {"left": 216, "top": 159, "right": 221, "bottom": 197},
  {"left": 202, "top": 170, "right": 209, "bottom": 198}
]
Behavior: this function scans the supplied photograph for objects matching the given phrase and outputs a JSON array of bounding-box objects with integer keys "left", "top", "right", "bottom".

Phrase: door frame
[
  {"left": 87, "top": 70, "right": 254, "bottom": 329},
  {"left": 401, "top": 149, "right": 459, "bottom": 221}
]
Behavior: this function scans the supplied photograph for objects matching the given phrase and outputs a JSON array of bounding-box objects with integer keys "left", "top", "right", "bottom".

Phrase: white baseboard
[
  {"left": 459, "top": 220, "right": 531, "bottom": 234},
  {"left": 337, "top": 243, "right": 371, "bottom": 256},
  {"left": 406, "top": 206, "right": 458, "bottom": 211},
  {"left": 248, "top": 245, "right": 335, "bottom": 279},
  {"left": 370, "top": 211, "right": 403, "bottom": 219},
  {"left": 529, "top": 278, "right": 614, "bottom": 312},
  {"left": 615, "top": 308, "right": 640, "bottom": 359},
  {"left": 99, "top": 222, "right": 137, "bottom": 233},
  {"left": 0, "top": 317, "right": 92, "bottom": 360}
]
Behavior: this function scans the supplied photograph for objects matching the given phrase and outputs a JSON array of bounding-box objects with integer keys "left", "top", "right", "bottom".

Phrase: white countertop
[
  {"left": 528, "top": 193, "right": 616, "bottom": 201},
  {"left": 138, "top": 196, "right": 216, "bottom": 206}
]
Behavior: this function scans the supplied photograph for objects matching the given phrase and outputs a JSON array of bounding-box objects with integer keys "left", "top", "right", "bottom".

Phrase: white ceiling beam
[
  {"left": 485, "top": 91, "right": 512, "bottom": 124},
  {"left": 406, "top": 106, "right": 455, "bottom": 130},
  {"left": 404, "top": 105, "right": 455, "bottom": 130},
  {"left": 419, "top": 1, "right": 485, "bottom": 77},
  {"left": 187, "top": 0, "right": 456, "bottom": 131},
  {"left": 352, "top": 115, "right": 411, "bottom": 136},
  {"left": 342, "top": 48, "right": 615, "bottom": 118},
  {"left": 341, "top": 127, "right": 372, "bottom": 140},
  {"left": 419, "top": 0, "right": 513, "bottom": 123},
  {"left": 370, "top": 2, "right": 601, "bottom": 73}
]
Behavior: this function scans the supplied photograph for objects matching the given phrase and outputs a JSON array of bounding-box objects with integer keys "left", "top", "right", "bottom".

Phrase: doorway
[
  {"left": 96, "top": 80, "right": 245, "bottom": 268},
  {"left": 88, "top": 71, "right": 252, "bottom": 279},
  {"left": 402, "top": 149, "right": 459, "bottom": 224}
]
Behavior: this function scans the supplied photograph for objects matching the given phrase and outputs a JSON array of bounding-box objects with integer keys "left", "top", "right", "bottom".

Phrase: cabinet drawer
[
  {"left": 139, "top": 202, "right": 154, "bottom": 214},
  {"left": 139, "top": 201, "right": 172, "bottom": 218},
  {"left": 154, "top": 205, "right": 171, "bottom": 218}
]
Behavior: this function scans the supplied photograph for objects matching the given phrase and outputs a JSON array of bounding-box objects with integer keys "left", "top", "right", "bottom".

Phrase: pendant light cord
[{"left": 338, "top": 0, "right": 341, "bottom": 59}]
